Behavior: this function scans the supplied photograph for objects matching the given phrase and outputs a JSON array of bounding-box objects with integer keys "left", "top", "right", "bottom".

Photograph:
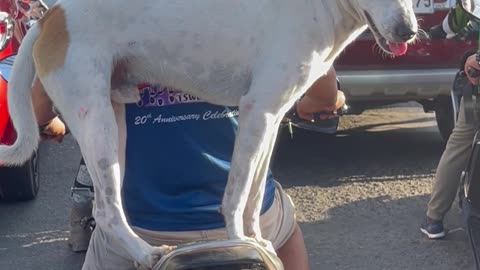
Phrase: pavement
[{"left": 0, "top": 103, "right": 474, "bottom": 270}]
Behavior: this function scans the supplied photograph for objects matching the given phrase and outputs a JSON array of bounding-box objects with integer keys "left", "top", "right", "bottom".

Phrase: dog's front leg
[
  {"left": 243, "top": 113, "right": 284, "bottom": 253},
  {"left": 222, "top": 62, "right": 304, "bottom": 253}
]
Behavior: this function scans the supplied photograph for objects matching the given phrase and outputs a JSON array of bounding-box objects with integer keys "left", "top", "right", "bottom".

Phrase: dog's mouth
[{"left": 364, "top": 11, "right": 409, "bottom": 56}]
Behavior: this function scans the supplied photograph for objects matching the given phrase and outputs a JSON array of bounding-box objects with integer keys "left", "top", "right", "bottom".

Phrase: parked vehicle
[
  {"left": 335, "top": 0, "right": 478, "bottom": 141},
  {"left": 0, "top": 0, "right": 46, "bottom": 201},
  {"left": 456, "top": 2, "right": 480, "bottom": 269}
]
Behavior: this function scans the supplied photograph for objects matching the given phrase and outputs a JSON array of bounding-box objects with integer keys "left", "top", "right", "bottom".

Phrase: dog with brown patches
[{"left": 0, "top": 0, "right": 417, "bottom": 268}]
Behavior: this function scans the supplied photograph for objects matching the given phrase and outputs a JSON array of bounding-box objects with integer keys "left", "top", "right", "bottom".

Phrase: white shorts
[{"left": 82, "top": 181, "right": 296, "bottom": 270}]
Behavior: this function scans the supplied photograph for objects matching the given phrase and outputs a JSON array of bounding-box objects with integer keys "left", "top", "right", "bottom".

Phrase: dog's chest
[{"left": 123, "top": 39, "right": 259, "bottom": 106}]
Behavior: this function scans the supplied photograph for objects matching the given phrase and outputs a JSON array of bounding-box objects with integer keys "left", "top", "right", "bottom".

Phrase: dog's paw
[
  {"left": 151, "top": 245, "right": 176, "bottom": 265},
  {"left": 134, "top": 245, "right": 176, "bottom": 270},
  {"left": 256, "top": 238, "right": 275, "bottom": 255},
  {"left": 235, "top": 236, "right": 276, "bottom": 255},
  {"left": 134, "top": 262, "right": 149, "bottom": 270},
  {"left": 240, "top": 231, "right": 275, "bottom": 254},
  {"left": 235, "top": 235, "right": 257, "bottom": 243}
]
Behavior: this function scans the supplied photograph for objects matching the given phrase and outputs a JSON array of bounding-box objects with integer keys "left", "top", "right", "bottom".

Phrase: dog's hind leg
[
  {"left": 40, "top": 60, "right": 170, "bottom": 268},
  {"left": 76, "top": 109, "right": 170, "bottom": 268}
]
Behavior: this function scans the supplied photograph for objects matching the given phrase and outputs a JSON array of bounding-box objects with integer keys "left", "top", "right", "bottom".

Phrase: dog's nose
[{"left": 395, "top": 25, "right": 416, "bottom": 41}]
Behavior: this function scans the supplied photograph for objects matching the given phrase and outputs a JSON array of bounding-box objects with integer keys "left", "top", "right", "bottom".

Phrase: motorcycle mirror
[
  {"left": 459, "top": 0, "right": 480, "bottom": 21},
  {"left": 153, "top": 239, "right": 284, "bottom": 270}
]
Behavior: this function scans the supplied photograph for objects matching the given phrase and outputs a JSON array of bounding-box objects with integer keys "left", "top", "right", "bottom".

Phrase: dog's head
[{"left": 349, "top": 0, "right": 418, "bottom": 56}]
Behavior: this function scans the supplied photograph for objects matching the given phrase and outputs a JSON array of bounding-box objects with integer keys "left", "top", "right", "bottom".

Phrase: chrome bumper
[{"left": 337, "top": 68, "right": 457, "bottom": 101}]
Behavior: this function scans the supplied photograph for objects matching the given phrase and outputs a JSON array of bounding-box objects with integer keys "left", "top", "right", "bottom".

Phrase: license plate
[{"left": 412, "top": 0, "right": 434, "bottom": 14}]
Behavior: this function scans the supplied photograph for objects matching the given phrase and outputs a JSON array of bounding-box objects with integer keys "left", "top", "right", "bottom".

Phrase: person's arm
[
  {"left": 465, "top": 53, "right": 480, "bottom": 85},
  {"left": 431, "top": 2, "right": 471, "bottom": 39},
  {"left": 447, "top": 3, "right": 471, "bottom": 34},
  {"left": 32, "top": 77, "right": 66, "bottom": 142},
  {"left": 32, "top": 77, "right": 56, "bottom": 125},
  {"left": 296, "top": 66, "right": 346, "bottom": 121}
]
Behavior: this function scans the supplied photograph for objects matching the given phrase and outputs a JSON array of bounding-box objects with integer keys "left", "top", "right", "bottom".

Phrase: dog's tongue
[{"left": 387, "top": 41, "right": 408, "bottom": 56}]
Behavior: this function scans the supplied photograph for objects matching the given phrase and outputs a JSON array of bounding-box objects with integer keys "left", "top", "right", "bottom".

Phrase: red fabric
[{"left": 0, "top": 76, "right": 9, "bottom": 143}]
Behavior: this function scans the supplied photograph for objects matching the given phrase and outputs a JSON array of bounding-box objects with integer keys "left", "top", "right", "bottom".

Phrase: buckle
[
  {"left": 79, "top": 216, "right": 96, "bottom": 231},
  {"left": 71, "top": 186, "right": 94, "bottom": 198}
]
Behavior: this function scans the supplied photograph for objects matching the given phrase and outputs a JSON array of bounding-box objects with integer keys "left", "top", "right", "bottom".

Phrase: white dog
[{"left": 0, "top": 0, "right": 417, "bottom": 268}]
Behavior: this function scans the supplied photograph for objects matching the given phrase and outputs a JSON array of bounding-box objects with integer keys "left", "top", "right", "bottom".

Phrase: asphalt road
[{"left": 0, "top": 104, "right": 474, "bottom": 270}]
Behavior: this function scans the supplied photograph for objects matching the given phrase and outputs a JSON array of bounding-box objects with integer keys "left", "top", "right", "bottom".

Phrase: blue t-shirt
[{"left": 121, "top": 85, "right": 276, "bottom": 231}]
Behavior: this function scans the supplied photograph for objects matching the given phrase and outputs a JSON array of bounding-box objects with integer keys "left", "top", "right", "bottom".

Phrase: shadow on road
[
  {"left": 300, "top": 194, "right": 473, "bottom": 270},
  {"left": 0, "top": 139, "right": 85, "bottom": 270},
  {"left": 0, "top": 106, "right": 459, "bottom": 270},
  {"left": 0, "top": 227, "right": 84, "bottom": 270},
  {"left": 272, "top": 120, "right": 443, "bottom": 189},
  {"left": 338, "top": 116, "right": 436, "bottom": 134},
  {"left": 270, "top": 110, "right": 475, "bottom": 269}
]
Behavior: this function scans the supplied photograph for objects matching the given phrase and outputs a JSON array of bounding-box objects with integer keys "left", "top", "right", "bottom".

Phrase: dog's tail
[{"left": 0, "top": 24, "right": 41, "bottom": 166}]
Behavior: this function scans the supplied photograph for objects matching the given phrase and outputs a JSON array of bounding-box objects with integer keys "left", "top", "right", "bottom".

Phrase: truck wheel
[
  {"left": 434, "top": 95, "right": 455, "bottom": 143},
  {"left": 0, "top": 151, "right": 39, "bottom": 201}
]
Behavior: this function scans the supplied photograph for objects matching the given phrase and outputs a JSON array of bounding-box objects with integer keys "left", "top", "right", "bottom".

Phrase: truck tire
[
  {"left": 434, "top": 95, "right": 455, "bottom": 143},
  {"left": 0, "top": 151, "right": 39, "bottom": 201}
]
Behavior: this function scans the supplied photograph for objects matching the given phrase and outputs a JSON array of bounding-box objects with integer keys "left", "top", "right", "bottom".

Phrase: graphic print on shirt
[{"left": 133, "top": 84, "right": 239, "bottom": 126}]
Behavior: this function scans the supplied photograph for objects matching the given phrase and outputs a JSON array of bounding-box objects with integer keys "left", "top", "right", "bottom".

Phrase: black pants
[{"left": 463, "top": 198, "right": 480, "bottom": 270}]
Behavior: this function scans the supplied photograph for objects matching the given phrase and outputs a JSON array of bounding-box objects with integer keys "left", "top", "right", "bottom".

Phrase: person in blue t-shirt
[{"left": 34, "top": 66, "right": 344, "bottom": 270}]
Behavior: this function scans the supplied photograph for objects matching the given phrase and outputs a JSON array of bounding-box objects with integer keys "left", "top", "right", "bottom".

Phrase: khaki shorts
[{"left": 82, "top": 181, "right": 296, "bottom": 270}]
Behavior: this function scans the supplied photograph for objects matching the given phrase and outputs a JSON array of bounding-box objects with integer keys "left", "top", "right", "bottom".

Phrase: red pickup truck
[
  {"left": 0, "top": 0, "right": 476, "bottom": 201},
  {"left": 336, "top": 0, "right": 478, "bottom": 141}
]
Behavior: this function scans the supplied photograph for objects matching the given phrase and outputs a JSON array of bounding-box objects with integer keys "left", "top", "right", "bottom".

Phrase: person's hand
[
  {"left": 40, "top": 117, "right": 66, "bottom": 143},
  {"left": 465, "top": 53, "right": 480, "bottom": 85},
  {"left": 296, "top": 90, "right": 346, "bottom": 121}
]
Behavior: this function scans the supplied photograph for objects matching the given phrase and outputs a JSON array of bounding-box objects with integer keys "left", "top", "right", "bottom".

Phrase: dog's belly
[
  {"left": 65, "top": 0, "right": 282, "bottom": 105},
  {"left": 125, "top": 54, "right": 255, "bottom": 107}
]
